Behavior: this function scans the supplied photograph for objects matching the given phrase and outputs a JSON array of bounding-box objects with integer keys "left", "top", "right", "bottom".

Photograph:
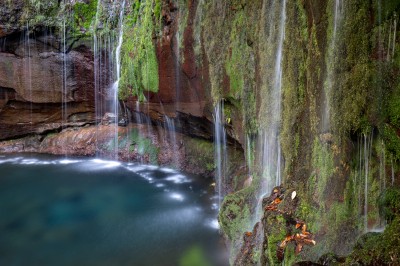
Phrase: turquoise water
[{"left": 0, "top": 154, "right": 227, "bottom": 266}]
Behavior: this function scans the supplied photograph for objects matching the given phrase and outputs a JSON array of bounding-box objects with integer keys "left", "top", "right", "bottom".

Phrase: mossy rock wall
[{"left": 189, "top": 0, "right": 400, "bottom": 263}]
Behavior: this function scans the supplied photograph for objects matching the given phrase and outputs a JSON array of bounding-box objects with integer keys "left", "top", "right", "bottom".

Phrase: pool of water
[{"left": 0, "top": 154, "right": 228, "bottom": 266}]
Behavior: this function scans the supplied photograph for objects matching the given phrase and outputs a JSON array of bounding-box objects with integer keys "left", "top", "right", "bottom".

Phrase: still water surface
[{"left": 0, "top": 154, "right": 227, "bottom": 266}]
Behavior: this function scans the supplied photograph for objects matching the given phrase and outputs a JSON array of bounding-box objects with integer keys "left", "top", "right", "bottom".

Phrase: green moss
[
  {"left": 225, "top": 11, "right": 248, "bottom": 99},
  {"left": 265, "top": 215, "right": 287, "bottom": 266},
  {"left": 128, "top": 128, "right": 159, "bottom": 164},
  {"left": 219, "top": 189, "right": 251, "bottom": 241},
  {"left": 378, "top": 188, "right": 400, "bottom": 222},
  {"left": 346, "top": 217, "right": 400, "bottom": 265},
  {"left": 176, "top": 0, "right": 188, "bottom": 55},
  {"left": 119, "top": 0, "right": 160, "bottom": 100},
  {"left": 73, "top": 0, "right": 98, "bottom": 35},
  {"left": 330, "top": 1, "right": 374, "bottom": 136},
  {"left": 22, "top": 0, "right": 61, "bottom": 27},
  {"left": 184, "top": 138, "right": 215, "bottom": 172},
  {"left": 388, "top": 83, "right": 400, "bottom": 128},
  {"left": 380, "top": 0, "right": 400, "bottom": 20},
  {"left": 311, "top": 138, "right": 334, "bottom": 202},
  {"left": 281, "top": 0, "right": 308, "bottom": 178},
  {"left": 382, "top": 124, "right": 400, "bottom": 160}
]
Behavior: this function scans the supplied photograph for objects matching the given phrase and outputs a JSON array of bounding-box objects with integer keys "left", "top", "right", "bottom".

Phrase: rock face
[
  {"left": 154, "top": 0, "right": 207, "bottom": 105},
  {"left": 0, "top": 0, "right": 24, "bottom": 38},
  {"left": 0, "top": 123, "right": 243, "bottom": 177},
  {"left": 0, "top": 32, "right": 96, "bottom": 139}
]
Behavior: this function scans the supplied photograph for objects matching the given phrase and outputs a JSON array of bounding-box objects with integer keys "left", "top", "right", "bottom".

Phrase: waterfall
[
  {"left": 391, "top": 155, "right": 395, "bottom": 186},
  {"left": 214, "top": 101, "right": 228, "bottom": 208},
  {"left": 386, "top": 17, "right": 397, "bottom": 62},
  {"left": 322, "top": 0, "right": 343, "bottom": 132},
  {"left": 93, "top": 0, "right": 126, "bottom": 159},
  {"left": 356, "top": 132, "right": 374, "bottom": 232},
  {"left": 62, "top": 13, "right": 68, "bottom": 156},
  {"left": 174, "top": 28, "right": 181, "bottom": 109},
  {"left": 93, "top": 0, "right": 101, "bottom": 157},
  {"left": 111, "top": 1, "right": 125, "bottom": 159},
  {"left": 24, "top": 22, "right": 33, "bottom": 132},
  {"left": 363, "top": 133, "right": 371, "bottom": 232},
  {"left": 246, "top": 134, "right": 252, "bottom": 176},
  {"left": 392, "top": 17, "right": 397, "bottom": 61},
  {"left": 257, "top": 0, "right": 287, "bottom": 213},
  {"left": 380, "top": 140, "right": 386, "bottom": 192},
  {"left": 164, "top": 115, "right": 178, "bottom": 167}
]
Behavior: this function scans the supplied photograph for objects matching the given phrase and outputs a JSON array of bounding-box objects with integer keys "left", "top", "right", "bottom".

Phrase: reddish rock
[
  {"left": 0, "top": 36, "right": 96, "bottom": 140},
  {"left": 154, "top": 0, "right": 207, "bottom": 105},
  {"left": 0, "top": 124, "right": 221, "bottom": 177}
]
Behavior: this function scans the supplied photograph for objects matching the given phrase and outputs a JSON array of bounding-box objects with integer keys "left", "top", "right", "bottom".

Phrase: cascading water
[
  {"left": 24, "top": 22, "right": 33, "bottom": 132},
  {"left": 322, "top": 0, "right": 343, "bottom": 132},
  {"left": 61, "top": 10, "right": 69, "bottom": 155},
  {"left": 214, "top": 101, "right": 228, "bottom": 208},
  {"left": 363, "top": 133, "right": 372, "bottom": 232},
  {"left": 164, "top": 115, "right": 179, "bottom": 167},
  {"left": 380, "top": 140, "right": 386, "bottom": 192},
  {"left": 392, "top": 16, "right": 397, "bottom": 60},
  {"left": 246, "top": 134, "right": 253, "bottom": 176},
  {"left": 174, "top": 28, "right": 181, "bottom": 110},
  {"left": 355, "top": 132, "right": 381, "bottom": 233},
  {"left": 93, "top": 0, "right": 126, "bottom": 159},
  {"left": 110, "top": 1, "right": 126, "bottom": 159},
  {"left": 256, "top": 0, "right": 287, "bottom": 217},
  {"left": 387, "top": 16, "right": 397, "bottom": 62},
  {"left": 391, "top": 155, "right": 395, "bottom": 186},
  {"left": 93, "top": 0, "right": 101, "bottom": 156}
]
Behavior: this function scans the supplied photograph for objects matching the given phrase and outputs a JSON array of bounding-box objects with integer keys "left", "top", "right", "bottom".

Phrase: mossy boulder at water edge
[{"left": 346, "top": 218, "right": 400, "bottom": 265}]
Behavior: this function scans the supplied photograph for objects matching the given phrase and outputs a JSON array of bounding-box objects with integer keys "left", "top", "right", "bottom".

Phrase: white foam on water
[
  {"left": 90, "top": 159, "right": 121, "bottom": 168},
  {"left": 58, "top": 159, "right": 81, "bottom": 165},
  {"left": 0, "top": 157, "right": 23, "bottom": 164},
  {"left": 159, "top": 167, "right": 177, "bottom": 174},
  {"left": 205, "top": 219, "right": 220, "bottom": 230},
  {"left": 20, "top": 159, "right": 38, "bottom": 165},
  {"left": 126, "top": 165, "right": 147, "bottom": 172},
  {"left": 165, "top": 174, "right": 190, "bottom": 184},
  {"left": 169, "top": 192, "right": 184, "bottom": 202}
]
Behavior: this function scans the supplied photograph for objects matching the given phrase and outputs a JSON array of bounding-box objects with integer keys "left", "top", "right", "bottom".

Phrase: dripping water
[
  {"left": 214, "top": 101, "right": 228, "bottom": 208},
  {"left": 392, "top": 16, "right": 397, "bottom": 61},
  {"left": 246, "top": 134, "right": 252, "bottom": 176},
  {"left": 61, "top": 7, "right": 69, "bottom": 156},
  {"left": 110, "top": 0, "right": 126, "bottom": 159},
  {"left": 174, "top": 22, "right": 181, "bottom": 111},
  {"left": 25, "top": 22, "right": 33, "bottom": 133},
  {"left": 164, "top": 116, "right": 178, "bottom": 168},
  {"left": 93, "top": 0, "right": 101, "bottom": 156},
  {"left": 380, "top": 140, "right": 386, "bottom": 192},
  {"left": 357, "top": 132, "right": 373, "bottom": 232},
  {"left": 256, "top": 0, "right": 287, "bottom": 220},
  {"left": 322, "top": 0, "right": 343, "bottom": 132},
  {"left": 391, "top": 155, "right": 395, "bottom": 186}
]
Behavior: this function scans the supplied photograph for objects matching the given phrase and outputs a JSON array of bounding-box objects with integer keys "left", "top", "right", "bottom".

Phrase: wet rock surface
[
  {"left": 0, "top": 31, "right": 96, "bottom": 140},
  {"left": 0, "top": 123, "right": 243, "bottom": 177},
  {"left": 232, "top": 186, "right": 316, "bottom": 265}
]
